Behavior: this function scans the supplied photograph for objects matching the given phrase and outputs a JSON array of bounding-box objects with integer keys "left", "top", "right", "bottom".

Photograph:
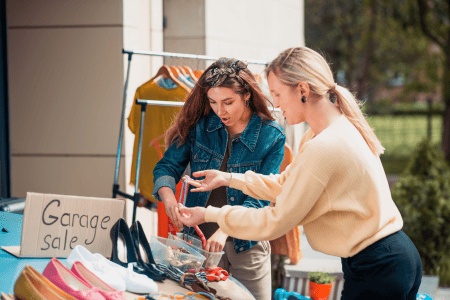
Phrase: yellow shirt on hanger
[{"left": 127, "top": 78, "right": 189, "bottom": 202}]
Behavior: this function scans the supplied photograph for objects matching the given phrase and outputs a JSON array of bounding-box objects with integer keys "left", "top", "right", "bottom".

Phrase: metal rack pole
[
  {"left": 135, "top": 99, "right": 184, "bottom": 107},
  {"left": 135, "top": 99, "right": 280, "bottom": 111},
  {"left": 132, "top": 101, "right": 147, "bottom": 222},
  {"left": 113, "top": 52, "right": 134, "bottom": 200},
  {"left": 122, "top": 49, "right": 269, "bottom": 66}
]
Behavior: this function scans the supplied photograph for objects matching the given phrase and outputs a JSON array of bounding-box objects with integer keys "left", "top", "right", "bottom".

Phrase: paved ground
[{"left": 434, "top": 287, "right": 450, "bottom": 300}]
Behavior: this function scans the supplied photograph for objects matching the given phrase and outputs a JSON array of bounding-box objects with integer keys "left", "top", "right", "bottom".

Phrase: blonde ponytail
[
  {"left": 266, "top": 47, "right": 384, "bottom": 156},
  {"left": 334, "top": 85, "right": 384, "bottom": 155}
]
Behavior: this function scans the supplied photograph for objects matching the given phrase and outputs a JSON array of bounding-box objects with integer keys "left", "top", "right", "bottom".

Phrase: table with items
[{"left": 0, "top": 211, "right": 255, "bottom": 300}]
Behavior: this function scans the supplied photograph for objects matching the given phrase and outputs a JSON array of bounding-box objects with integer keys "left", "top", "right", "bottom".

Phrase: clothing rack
[{"left": 113, "top": 49, "right": 269, "bottom": 223}]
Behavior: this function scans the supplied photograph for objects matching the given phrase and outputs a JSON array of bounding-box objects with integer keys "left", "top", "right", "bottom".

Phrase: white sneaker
[
  {"left": 93, "top": 253, "right": 158, "bottom": 294},
  {"left": 67, "top": 245, "right": 126, "bottom": 291}
]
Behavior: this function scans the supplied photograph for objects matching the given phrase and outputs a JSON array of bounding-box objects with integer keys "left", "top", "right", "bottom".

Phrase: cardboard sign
[{"left": 2, "top": 192, "right": 124, "bottom": 258}]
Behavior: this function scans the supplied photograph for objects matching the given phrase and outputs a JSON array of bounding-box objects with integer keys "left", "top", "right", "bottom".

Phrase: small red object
[
  {"left": 179, "top": 179, "right": 207, "bottom": 250},
  {"left": 194, "top": 225, "right": 207, "bottom": 249},
  {"left": 154, "top": 137, "right": 182, "bottom": 238},
  {"left": 200, "top": 267, "right": 229, "bottom": 282},
  {"left": 180, "top": 212, "right": 207, "bottom": 250}
]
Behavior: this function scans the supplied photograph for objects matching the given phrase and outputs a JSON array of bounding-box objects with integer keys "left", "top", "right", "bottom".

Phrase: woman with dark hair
[{"left": 152, "top": 58, "right": 286, "bottom": 300}]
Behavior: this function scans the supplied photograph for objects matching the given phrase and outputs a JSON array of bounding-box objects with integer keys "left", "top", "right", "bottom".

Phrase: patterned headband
[{"left": 204, "top": 58, "right": 249, "bottom": 89}]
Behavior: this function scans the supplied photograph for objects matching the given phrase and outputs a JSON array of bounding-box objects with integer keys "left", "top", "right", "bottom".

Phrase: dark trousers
[{"left": 341, "top": 230, "right": 422, "bottom": 300}]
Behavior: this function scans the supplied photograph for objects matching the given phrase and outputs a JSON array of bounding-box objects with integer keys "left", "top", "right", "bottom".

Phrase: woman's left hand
[
  {"left": 205, "top": 228, "right": 228, "bottom": 253},
  {"left": 178, "top": 204, "right": 206, "bottom": 227},
  {"left": 183, "top": 170, "right": 231, "bottom": 192}
]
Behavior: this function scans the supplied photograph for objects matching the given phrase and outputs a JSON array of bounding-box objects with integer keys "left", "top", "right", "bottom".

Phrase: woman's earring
[
  {"left": 301, "top": 96, "right": 307, "bottom": 103},
  {"left": 245, "top": 100, "right": 250, "bottom": 107}
]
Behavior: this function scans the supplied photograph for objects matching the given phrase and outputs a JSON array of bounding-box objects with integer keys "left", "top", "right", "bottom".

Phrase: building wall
[
  {"left": 163, "top": 0, "right": 207, "bottom": 69},
  {"left": 163, "top": 0, "right": 304, "bottom": 72},
  {"left": 122, "top": 0, "right": 163, "bottom": 233},
  {"left": 7, "top": 0, "right": 304, "bottom": 199},
  {"left": 7, "top": 0, "right": 163, "bottom": 234},
  {"left": 6, "top": 0, "right": 163, "bottom": 198},
  {"left": 205, "top": 0, "right": 304, "bottom": 65},
  {"left": 6, "top": 0, "right": 304, "bottom": 234},
  {"left": 7, "top": 0, "right": 125, "bottom": 198},
  {"left": 162, "top": 0, "right": 306, "bottom": 153},
  {"left": 122, "top": 0, "right": 163, "bottom": 198}
]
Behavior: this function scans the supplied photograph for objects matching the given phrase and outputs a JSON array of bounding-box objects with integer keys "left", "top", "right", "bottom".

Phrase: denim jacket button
[
  {"left": 230, "top": 197, "right": 234, "bottom": 201},
  {"left": 239, "top": 247, "right": 244, "bottom": 251},
  {"left": 229, "top": 168, "right": 233, "bottom": 172}
]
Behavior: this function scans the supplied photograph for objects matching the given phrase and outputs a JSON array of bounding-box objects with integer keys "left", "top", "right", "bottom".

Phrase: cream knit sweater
[{"left": 205, "top": 115, "right": 403, "bottom": 258}]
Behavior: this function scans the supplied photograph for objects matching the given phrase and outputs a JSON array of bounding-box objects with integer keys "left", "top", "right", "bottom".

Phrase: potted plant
[
  {"left": 391, "top": 139, "right": 450, "bottom": 293},
  {"left": 308, "top": 272, "right": 335, "bottom": 300}
]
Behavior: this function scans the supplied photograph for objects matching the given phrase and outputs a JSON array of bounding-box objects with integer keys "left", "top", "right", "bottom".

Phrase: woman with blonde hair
[{"left": 179, "top": 47, "right": 422, "bottom": 299}]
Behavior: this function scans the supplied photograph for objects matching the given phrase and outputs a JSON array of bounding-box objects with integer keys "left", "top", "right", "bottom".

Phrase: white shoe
[
  {"left": 93, "top": 253, "right": 158, "bottom": 294},
  {"left": 67, "top": 245, "right": 126, "bottom": 291}
]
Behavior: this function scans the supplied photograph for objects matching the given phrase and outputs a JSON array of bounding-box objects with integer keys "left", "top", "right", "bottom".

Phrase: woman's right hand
[
  {"left": 158, "top": 187, "right": 184, "bottom": 231},
  {"left": 184, "top": 170, "right": 232, "bottom": 192},
  {"left": 165, "top": 198, "right": 184, "bottom": 231}
]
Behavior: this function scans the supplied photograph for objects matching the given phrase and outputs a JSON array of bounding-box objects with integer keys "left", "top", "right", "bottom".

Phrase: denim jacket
[{"left": 152, "top": 112, "right": 286, "bottom": 254}]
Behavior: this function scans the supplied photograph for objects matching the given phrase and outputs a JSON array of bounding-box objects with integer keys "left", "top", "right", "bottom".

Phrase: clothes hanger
[
  {"left": 172, "top": 66, "right": 195, "bottom": 88},
  {"left": 182, "top": 66, "right": 198, "bottom": 82},
  {"left": 148, "top": 65, "right": 189, "bottom": 92},
  {"left": 149, "top": 65, "right": 175, "bottom": 82},
  {"left": 193, "top": 69, "right": 204, "bottom": 79},
  {"left": 177, "top": 66, "right": 188, "bottom": 77},
  {"left": 169, "top": 66, "right": 181, "bottom": 78}
]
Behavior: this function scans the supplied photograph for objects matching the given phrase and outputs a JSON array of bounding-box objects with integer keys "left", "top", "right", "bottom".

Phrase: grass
[{"left": 367, "top": 115, "right": 443, "bottom": 174}]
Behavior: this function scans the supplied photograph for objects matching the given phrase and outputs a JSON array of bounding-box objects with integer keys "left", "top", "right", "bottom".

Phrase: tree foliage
[
  {"left": 305, "top": 0, "right": 449, "bottom": 161},
  {"left": 388, "top": 0, "right": 450, "bottom": 161},
  {"left": 306, "top": 0, "right": 439, "bottom": 99},
  {"left": 391, "top": 139, "right": 450, "bottom": 278}
]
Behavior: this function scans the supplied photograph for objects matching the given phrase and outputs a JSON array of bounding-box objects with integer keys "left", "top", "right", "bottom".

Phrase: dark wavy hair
[{"left": 166, "top": 58, "right": 275, "bottom": 147}]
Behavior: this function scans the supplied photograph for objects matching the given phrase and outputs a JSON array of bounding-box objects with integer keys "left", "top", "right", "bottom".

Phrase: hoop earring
[{"left": 301, "top": 96, "right": 307, "bottom": 103}]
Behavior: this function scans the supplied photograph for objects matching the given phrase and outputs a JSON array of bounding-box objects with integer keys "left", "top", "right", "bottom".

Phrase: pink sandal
[
  {"left": 71, "top": 261, "right": 126, "bottom": 300},
  {"left": 43, "top": 258, "right": 106, "bottom": 300}
]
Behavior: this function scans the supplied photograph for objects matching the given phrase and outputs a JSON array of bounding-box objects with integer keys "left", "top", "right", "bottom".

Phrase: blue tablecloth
[
  {"left": 0, "top": 211, "right": 255, "bottom": 299},
  {"left": 0, "top": 211, "right": 69, "bottom": 293}
]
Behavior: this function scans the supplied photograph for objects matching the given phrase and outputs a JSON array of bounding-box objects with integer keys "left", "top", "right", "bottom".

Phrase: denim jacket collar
[{"left": 206, "top": 112, "right": 262, "bottom": 152}]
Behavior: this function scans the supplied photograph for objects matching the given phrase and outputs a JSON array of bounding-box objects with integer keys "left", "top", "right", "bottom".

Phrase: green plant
[
  {"left": 391, "top": 139, "right": 450, "bottom": 280},
  {"left": 438, "top": 257, "right": 450, "bottom": 287},
  {"left": 308, "top": 272, "right": 335, "bottom": 285}
]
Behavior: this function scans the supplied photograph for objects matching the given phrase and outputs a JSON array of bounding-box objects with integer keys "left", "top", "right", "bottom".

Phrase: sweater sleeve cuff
[
  {"left": 229, "top": 173, "right": 247, "bottom": 191},
  {"left": 205, "top": 206, "right": 221, "bottom": 223}
]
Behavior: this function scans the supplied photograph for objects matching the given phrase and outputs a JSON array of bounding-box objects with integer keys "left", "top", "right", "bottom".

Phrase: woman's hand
[
  {"left": 158, "top": 187, "right": 184, "bottom": 230},
  {"left": 184, "top": 170, "right": 232, "bottom": 192},
  {"left": 205, "top": 228, "right": 228, "bottom": 253},
  {"left": 178, "top": 204, "right": 206, "bottom": 227},
  {"left": 165, "top": 199, "right": 184, "bottom": 231}
]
